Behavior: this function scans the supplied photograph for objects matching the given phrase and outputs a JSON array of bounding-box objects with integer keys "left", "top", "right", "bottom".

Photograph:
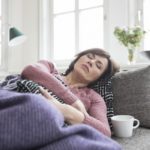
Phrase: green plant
[
  {"left": 114, "top": 26, "right": 146, "bottom": 50},
  {"left": 114, "top": 26, "right": 146, "bottom": 63}
]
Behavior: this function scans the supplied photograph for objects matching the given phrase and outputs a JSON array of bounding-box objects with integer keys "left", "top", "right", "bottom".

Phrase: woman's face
[{"left": 73, "top": 53, "right": 108, "bottom": 83}]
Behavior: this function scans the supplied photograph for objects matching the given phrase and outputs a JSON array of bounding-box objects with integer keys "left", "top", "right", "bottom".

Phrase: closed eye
[{"left": 96, "top": 62, "right": 102, "bottom": 69}]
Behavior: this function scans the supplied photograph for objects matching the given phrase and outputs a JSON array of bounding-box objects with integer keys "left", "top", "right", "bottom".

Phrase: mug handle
[{"left": 133, "top": 119, "right": 140, "bottom": 129}]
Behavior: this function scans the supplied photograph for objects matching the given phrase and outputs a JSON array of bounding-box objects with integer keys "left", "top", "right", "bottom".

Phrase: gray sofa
[{"left": 111, "top": 65, "right": 150, "bottom": 150}]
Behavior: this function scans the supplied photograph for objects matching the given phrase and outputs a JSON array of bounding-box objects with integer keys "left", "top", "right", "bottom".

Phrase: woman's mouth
[{"left": 81, "top": 64, "right": 89, "bottom": 72}]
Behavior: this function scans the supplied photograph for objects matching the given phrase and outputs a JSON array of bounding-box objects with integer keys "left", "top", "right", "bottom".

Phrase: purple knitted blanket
[{"left": 0, "top": 89, "right": 122, "bottom": 150}]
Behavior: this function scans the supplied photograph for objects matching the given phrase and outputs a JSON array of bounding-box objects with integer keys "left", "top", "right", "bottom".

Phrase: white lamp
[{"left": 8, "top": 27, "right": 26, "bottom": 47}]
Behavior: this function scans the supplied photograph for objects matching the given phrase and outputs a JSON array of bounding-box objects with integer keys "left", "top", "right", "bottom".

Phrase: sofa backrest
[{"left": 111, "top": 65, "right": 150, "bottom": 128}]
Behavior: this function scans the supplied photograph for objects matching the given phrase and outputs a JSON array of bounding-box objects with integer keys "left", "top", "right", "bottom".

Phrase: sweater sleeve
[
  {"left": 21, "top": 60, "right": 77, "bottom": 104},
  {"left": 83, "top": 91, "right": 111, "bottom": 137}
]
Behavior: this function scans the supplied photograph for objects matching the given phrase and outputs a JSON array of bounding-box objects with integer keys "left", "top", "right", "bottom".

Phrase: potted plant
[{"left": 114, "top": 26, "right": 146, "bottom": 64}]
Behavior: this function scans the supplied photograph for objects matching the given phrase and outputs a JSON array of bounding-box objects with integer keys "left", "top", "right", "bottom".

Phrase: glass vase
[{"left": 128, "top": 49, "right": 135, "bottom": 65}]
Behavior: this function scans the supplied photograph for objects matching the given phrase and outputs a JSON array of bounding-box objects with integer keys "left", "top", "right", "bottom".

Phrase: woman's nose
[{"left": 88, "top": 59, "right": 95, "bottom": 66}]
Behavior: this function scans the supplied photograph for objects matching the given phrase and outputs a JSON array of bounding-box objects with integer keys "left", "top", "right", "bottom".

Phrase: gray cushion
[{"left": 111, "top": 65, "right": 150, "bottom": 128}]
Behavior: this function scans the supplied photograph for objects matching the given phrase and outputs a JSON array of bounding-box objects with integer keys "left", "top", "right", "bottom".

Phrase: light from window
[
  {"left": 79, "top": 8, "right": 103, "bottom": 50},
  {"left": 54, "top": 13, "right": 75, "bottom": 60},
  {"left": 51, "top": 0, "right": 104, "bottom": 62},
  {"left": 54, "top": 0, "right": 75, "bottom": 14},
  {"left": 143, "top": 0, "right": 150, "bottom": 50},
  {"left": 79, "top": 0, "right": 103, "bottom": 9}
]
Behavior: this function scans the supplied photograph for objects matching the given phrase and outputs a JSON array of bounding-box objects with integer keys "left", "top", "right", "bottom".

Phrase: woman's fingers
[
  {"left": 39, "top": 86, "right": 53, "bottom": 99},
  {"left": 72, "top": 100, "right": 88, "bottom": 115}
]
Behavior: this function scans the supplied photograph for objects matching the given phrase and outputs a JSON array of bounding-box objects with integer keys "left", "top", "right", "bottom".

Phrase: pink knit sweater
[{"left": 21, "top": 60, "right": 111, "bottom": 137}]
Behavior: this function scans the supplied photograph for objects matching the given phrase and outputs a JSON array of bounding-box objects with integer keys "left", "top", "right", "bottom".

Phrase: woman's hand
[
  {"left": 72, "top": 100, "right": 88, "bottom": 116},
  {"left": 39, "top": 86, "right": 88, "bottom": 115},
  {"left": 39, "top": 86, "right": 53, "bottom": 100},
  {"left": 39, "top": 86, "right": 63, "bottom": 107},
  {"left": 39, "top": 86, "right": 85, "bottom": 124}
]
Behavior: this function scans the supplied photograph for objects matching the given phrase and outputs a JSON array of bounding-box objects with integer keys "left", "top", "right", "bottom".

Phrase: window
[
  {"left": 54, "top": 0, "right": 104, "bottom": 61},
  {"left": 39, "top": 0, "right": 104, "bottom": 66}
]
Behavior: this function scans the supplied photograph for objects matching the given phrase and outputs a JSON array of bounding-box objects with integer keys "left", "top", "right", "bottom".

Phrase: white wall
[
  {"left": 8, "top": 0, "right": 39, "bottom": 73},
  {"left": 8, "top": 0, "right": 24, "bottom": 73},
  {"left": 22, "top": 0, "right": 39, "bottom": 67}
]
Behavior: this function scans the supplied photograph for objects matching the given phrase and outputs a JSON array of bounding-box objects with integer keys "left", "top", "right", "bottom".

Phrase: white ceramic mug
[{"left": 111, "top": 115, "right": 140, "bottom": 138}]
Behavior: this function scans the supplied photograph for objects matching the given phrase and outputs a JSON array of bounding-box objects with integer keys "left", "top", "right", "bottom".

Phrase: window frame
[
  {"left": 39, "top": 0, "right": 106, "bottom": 69},
  {"left": 135, "top": 0, "right": 150, "bottom": 50},
  {"left": 141, "top": 0, "right": 150, "bottom": 50}
]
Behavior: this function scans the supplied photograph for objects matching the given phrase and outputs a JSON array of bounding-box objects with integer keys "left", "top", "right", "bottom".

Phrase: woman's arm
[
  {"left": 83, "top": 91, "right": 111, "bottom": 137},
  {"left": 39, "top": 87, "right": 85, "bottom": 124},
  {"left": 21, "top": 60, "right": 77, "bottom": 105},
  {"left": 40, "top": 87, "right": 111, "bottom": 137},
  {"left": 55, "top": 101, "right": 85, "bottom": 124}
]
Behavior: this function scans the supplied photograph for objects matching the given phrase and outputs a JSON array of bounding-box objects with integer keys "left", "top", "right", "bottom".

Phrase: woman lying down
[{"left": 0, "top": 48, "right": 121, "bottom": 150}]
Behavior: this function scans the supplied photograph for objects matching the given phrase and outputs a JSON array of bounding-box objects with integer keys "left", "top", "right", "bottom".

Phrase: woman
[{"left": 21, "top": 48, "right": 120, "bottom": 137}]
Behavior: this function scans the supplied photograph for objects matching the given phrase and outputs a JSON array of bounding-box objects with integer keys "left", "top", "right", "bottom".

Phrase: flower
[{"left": 114, "top": 26, "right": 146, "bottom": 50}]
